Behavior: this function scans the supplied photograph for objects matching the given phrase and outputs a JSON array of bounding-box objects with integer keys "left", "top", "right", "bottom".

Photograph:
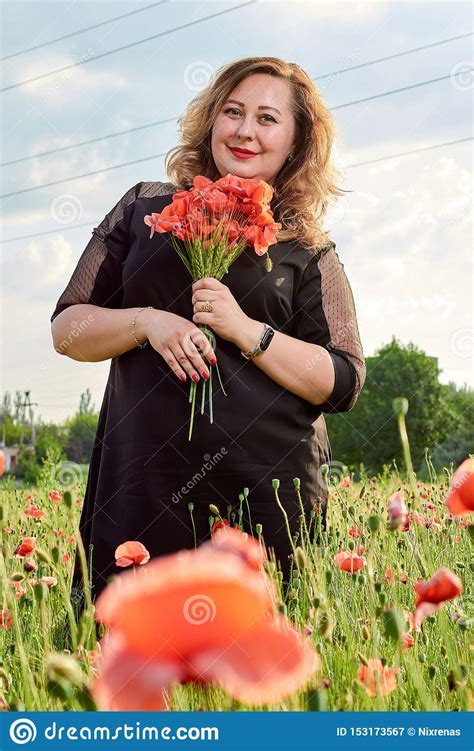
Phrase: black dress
[{"left": 50, "top": 180, "right": 366, "bottom": 604}]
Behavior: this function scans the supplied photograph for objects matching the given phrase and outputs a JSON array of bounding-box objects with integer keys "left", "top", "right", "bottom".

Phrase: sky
[{"left": 1, "top": 0, "right": 473, "bottom": 425}]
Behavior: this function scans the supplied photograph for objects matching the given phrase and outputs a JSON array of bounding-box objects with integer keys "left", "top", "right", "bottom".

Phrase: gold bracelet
[{"left": 131, "top": 306, "right": 154, "bottom": 349}]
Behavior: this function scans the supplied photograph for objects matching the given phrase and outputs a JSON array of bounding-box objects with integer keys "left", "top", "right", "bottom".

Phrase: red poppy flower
[
  {"left": 0, "top": 608, "right": 12, "bottom": 630},
  {"left": 387, "top": 491, "right": 409, "bottom": 531},
  {"left": 333, "top": 550, "right": 366, "bottom": 573},
  {"left": 357, "top": 659, "right": 399, "bottom": 697},
  {"left": 24, "top": 504, "right": 45, "bottom": 519},
  {"left": 413, "top": 567, "right": 463, "bottom": 626},
  {"left": 211, "top": 518, "right": 230, "bottom": 536},
  {"left": 49, "top": 490, "right": 63, "bottom": 503},
  {"left": 445, "top": 458, "right": 474, "bottom": 517},
  {"left": 14, "top": 536, "right": 36, "bottom": 557},
  {"left": 114, "top": 541, "right": 151, "bottom": 568},
  {"left": 348, "top": 525, "right": 361, "bottom": 538},
  {"left": 92, "top": 527, "right": 318, "bottom": 710},
  {"left": 400, "top": 632, "right": 415, "bottom": 650}
]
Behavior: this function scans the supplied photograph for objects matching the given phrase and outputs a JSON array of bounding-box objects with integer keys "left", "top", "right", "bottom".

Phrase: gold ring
[{"left": 200, "top": 301, "right": 213, "bottom": 313}]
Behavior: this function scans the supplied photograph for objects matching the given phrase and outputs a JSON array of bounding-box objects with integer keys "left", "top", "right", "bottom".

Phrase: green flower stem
[{"left": 0, "top": 553, "right": 39, "bottom": 709}]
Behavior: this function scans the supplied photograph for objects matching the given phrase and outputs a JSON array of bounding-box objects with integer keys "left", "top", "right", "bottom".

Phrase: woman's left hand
[{"left": 191, "top": 278, "right": 249, "bottom": 344}]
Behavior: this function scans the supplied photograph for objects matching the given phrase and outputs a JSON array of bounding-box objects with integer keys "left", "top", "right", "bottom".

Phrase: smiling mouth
[{"left": 228, "top": 146, "right": 259, "bottom": 158}]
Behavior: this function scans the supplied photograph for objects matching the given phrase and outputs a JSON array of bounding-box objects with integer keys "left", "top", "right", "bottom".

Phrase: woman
[{"left": 51, "top": 56, "right": 366, "bottom": 607}]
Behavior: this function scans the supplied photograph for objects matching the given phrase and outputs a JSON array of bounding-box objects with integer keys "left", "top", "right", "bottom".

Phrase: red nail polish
[
  {"left": 192, "top": 373, "right": 200, "bottom": 382},
  {"left": 210, "top": 358, "right": 217, "bottom": 366},
  {"left": 201, "top": 371, "right": 209, "bottom": 380},
  {"left": 179, "top": 373, "right": 186, "bottom": 381}
]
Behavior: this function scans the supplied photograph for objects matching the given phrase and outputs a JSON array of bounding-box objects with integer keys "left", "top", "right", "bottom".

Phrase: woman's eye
[{"left": 223, "top": 108, "right": 276, "bottom": 123}]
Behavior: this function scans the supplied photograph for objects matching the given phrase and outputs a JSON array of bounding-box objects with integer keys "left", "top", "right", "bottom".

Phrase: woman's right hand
[{"left": 141, "top": 309, "right": 217, "bottom": 383}]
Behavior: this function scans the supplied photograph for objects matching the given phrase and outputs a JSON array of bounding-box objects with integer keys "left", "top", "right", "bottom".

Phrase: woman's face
[{"left": 211, "top": 73, "right": 296, "bottom": 186}]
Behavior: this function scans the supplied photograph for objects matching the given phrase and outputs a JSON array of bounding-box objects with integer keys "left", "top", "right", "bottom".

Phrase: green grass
[{"left": 0, "top": 452, "right": 471, "bottom": 712}]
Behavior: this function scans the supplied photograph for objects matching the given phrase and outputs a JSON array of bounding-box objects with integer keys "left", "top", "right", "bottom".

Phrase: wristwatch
[{"left": 241, "top": 323, "right": 275, "bottom": 360}]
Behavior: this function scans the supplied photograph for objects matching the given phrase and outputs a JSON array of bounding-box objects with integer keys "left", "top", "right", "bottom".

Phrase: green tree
[
  {"left": 431, "top": 382, "right": 474, "bottom": 471},
  {"left": 326, "top": 337, "right": 454, "bottom": 475},
  {"left": 64, "top": 390, "right": 98, "bottom": 464}
]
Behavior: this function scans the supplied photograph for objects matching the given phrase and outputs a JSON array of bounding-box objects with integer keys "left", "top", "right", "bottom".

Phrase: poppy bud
[
  {"left": 243, "top": 487, "right": 249, "bottom": 499},
  {"left": 36, "top": 547, "right": 51, "bottom": 564},
  {"left": 51, "top": 546, "right": 60, "bottom": 563},
  {"left": 255, "top": 523, "right": 263, "bottom": 536},
  {"left": 368, "top": 515, "right": 380, "bottom": 532},
  {"left": 361, "top": 625, "right": 370, "bottom": 640},
  {"left": 272, "top": 479, "right": 280, "bottom": 489},
  {"left": 187, "top": 502, "right": 194, "bottom": 512},
  {"left": 357, "top": 652, "right": 369, "bottom": 667},
  {"left": 10, "top": 572, "right": 24, "bottom": 582},
  {"left": 383, "top": 607, "right": 406, "bottom": 642},
  {"left": 295, "top": 547, "right": 306, "bottom": 570},
  {"left": 419, "top": 653, "right": 426, "bottom": 663},
  {"left": 24, "top": 557, "right": 37, "bottom": 573},
  {"left": 63, "top": 491, "right": 72, "bottom": 509},
  {"left": 265, "top": 254, "right": 273, "bottom": 272},
  {"left": 293, "top": 477, "right": 301, "bottom": 489},
  {"left": 428, "top": 665, "right": 436, "bottom": 679},
  {"left": 208, "top": 504, "right": 220, "bottom": 517},
  {"left": 238, "top": 493, "right": 244, "bottom": 503},
  {"left": 46, "top": 653, "right": 85, "bottom": 687},
  {"left": 359, "top": 484, "right": 366, "bottom": 499},
  {"left": 34, "top": 583, "right": 48, "bottom": 603},
  {"left": 392, "top": 397, "right": 409, "bottom": 416}
]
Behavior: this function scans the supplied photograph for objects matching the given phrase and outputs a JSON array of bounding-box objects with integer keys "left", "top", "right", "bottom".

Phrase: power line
[
  {"left": 1, "top": 136, "right": 470, "bottom": 244},
  {"left": 0, "top": 151, "right": 166, "bottom": 198},
  {"left": 1, "top": 69, "right": 470, "bottom": 200},
  {"left": 1, "top": 117, "right": 176, "bottom": 167},
  {"left": 312, "top": 32, "right": 473, "bottom": 81},
  {"left": 0, "top": 1, "right": 256, "bottom": 93},
  {"left": 331, "top": 69, "right": 473, "bottom": 110},
  {"left": 2, "top": 32, "right": 471, "bottom": 167},
  {"left": 0, "top": 1, "right": 169, "bottom": 61}
]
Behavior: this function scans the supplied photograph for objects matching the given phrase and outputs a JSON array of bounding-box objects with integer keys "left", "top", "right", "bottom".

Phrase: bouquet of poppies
[{"left": 144, "top": 173, "right": 281, "bottom": 440}]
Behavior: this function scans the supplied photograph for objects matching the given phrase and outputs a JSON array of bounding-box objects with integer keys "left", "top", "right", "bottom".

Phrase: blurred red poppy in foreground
[
  {"left": 413, "top": 567, "right": 463, "bottom": 627},
  {"left": 357, "top": 658, "right": 399, "bottom": 697},
  {"left": 92, "top": 528, "right": 318, "bottom": 710},
  {"left": 445, "top": 458, "right": 474, "bottom": 517},
  {"left": 114, "top": 541, "right": 150, "bottom": 568}
]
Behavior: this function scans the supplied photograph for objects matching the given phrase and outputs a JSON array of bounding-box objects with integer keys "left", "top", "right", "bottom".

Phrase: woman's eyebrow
[{"left": 224, "top": 99, "right": 282, "bottom": 116}]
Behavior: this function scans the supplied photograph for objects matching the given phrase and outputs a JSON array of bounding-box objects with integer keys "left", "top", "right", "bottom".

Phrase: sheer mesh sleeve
[
  {"left": 293, "top": 242, "right": 366, "bottom": 413},
  {"left": 50, "top": 180, "right": 177, "bottom": 322}
]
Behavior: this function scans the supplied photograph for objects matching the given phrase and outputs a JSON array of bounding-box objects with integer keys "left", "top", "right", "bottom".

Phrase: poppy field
[{"left": 0, "top": 446, "right": 472, "bottom": 714}]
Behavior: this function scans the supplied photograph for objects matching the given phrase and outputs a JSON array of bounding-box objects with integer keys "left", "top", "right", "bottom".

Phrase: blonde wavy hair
[{"left": 166, "top": 56, "right": 346, "bottom": 251}]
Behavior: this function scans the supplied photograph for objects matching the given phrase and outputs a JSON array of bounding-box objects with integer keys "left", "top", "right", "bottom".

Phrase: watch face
[{"left": 260, "top": 327, "right": 275, "bottom": 351}]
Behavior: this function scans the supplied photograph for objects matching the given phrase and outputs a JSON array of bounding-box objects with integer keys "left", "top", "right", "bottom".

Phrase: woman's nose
[{"left": 235, "top": 116, "right": 256, "bottom": 140}]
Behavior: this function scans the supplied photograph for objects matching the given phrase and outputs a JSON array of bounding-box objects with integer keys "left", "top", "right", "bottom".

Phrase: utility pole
[{"left": 19, "top": 391, "right": 38, "bottom": 448}]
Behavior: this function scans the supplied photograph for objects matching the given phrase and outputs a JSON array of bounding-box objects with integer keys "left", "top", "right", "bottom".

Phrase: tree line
[{"left": 1, "top": 339, "right": 472, "bottom": 485}]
